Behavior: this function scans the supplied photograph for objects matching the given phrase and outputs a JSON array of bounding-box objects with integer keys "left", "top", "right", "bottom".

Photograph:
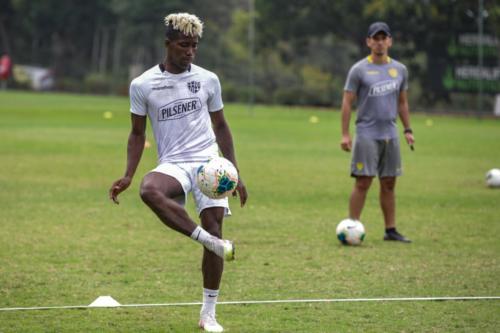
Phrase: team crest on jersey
[
  {"left": 187, "top": 81, "right": 201, "bottom": 93},
  {"left": 388, "top": 68, "right": 398, "bottom": 78}
]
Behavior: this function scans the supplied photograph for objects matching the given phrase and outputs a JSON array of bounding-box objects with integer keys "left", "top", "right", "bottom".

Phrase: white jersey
[{"left": 130, "top": 64, "right": 224, "bottom": 163}]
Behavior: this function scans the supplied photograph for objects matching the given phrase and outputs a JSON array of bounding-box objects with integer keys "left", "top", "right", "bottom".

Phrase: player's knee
[
  {"left": 140, "top": 184, "right": 161, "bottom": 205},
  {"left": 208, "top": 228, "right": 222, "bottom": 238},
  {"left": 200, "top": 208, "right": 224, "bottom": 237},
  {"left": 203, "top": 220, "right": 222, "bottom": 238},
  {"left": 355, "top": 178, "right": 372, "bottom": 192},
  {"left": 381, "top": 183, "right": 395, "bottom": 192},
  {"left": 380, "top": 179, "right": 396, "bottom": 192},
  {"left": 356, "top": 183, "right": 371, "bottom": 192}
]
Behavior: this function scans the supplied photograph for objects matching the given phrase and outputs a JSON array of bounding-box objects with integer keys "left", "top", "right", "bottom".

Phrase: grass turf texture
[{"left": 0, "top": 91, "right": 499, "bottom": 332}]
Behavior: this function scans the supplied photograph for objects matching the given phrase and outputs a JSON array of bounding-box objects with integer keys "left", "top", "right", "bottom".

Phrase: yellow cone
[{"left": 309, "top": 116, "right": 319, "bottom": 124}]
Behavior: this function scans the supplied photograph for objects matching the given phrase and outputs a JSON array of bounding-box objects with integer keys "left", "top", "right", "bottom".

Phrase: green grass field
[{"left": 0, "top": 91, "right": 499, "bottom": 332}]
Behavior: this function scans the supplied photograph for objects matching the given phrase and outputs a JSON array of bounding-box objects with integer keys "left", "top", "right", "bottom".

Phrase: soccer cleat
[
  {"left": 199, "top": 312, "right": 224, "bottom": 332},
  {"left": 384, "top": 230, "right": 412, "bottom": 243},
  {"left": 206, "top": 237, "right": 235, "bottom": 261}
]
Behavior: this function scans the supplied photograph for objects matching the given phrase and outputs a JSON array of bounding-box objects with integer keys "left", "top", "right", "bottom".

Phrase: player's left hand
[
  {"left": 233, "top": 177, "right": 248, "bottom": 207},
  {"left": 404, "top": 132, "right": 415, "bottom": 147}
]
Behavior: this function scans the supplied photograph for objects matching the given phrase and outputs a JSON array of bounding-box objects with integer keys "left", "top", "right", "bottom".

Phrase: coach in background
[
  {"left": 109, "top": 13, "right": 247, "bottom": 332},
  {"left": 340, "top": 22, "right": 415, "bottom": 243}
]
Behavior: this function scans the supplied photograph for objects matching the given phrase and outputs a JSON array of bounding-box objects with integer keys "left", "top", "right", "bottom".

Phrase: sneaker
[
  {"left": 199, "top": 312, "right": 224, "bottom": 332},
  {"left": 206, "top": 237, "right": 235, "bottom": 261},
  {"left": 384, "top": 230, "right": 412, "bottom": 243}
]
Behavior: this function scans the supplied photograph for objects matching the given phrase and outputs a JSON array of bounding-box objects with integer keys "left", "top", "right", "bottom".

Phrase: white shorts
[{"left": 151, "top": 161, "right": 231, "bottom": 217}]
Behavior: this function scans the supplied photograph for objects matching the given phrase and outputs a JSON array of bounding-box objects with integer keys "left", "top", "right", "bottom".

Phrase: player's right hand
[
  {"left": 109, "top": 176, "right": 132, "bottom": 204},
  {"left": 340, "top": 134, "right": 352, "bottom": 152}
]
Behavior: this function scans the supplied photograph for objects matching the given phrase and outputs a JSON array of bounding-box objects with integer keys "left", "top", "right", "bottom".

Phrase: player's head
[
  {"left": 164, "top": 13, "right": 203, "bottom": 71},
  {"left": 366, "top": 22, "right": 392, "bottom": 56}
]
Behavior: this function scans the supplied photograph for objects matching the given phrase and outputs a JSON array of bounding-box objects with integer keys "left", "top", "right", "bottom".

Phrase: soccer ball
[
  {"left": 196, "top": 157, "right": 239, "bottom": 199},
  {"left": 336, "top": 219, "right": 365, "bottom": 245},
  {"left": 485, "top": 168, "right": 500, "bottom": 188}
]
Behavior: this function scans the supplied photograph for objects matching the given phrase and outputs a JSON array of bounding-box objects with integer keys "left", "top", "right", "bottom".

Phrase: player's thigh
[
  {"left": 351, "top": 136, "right": 379, "bottom": 176},
  {"left": 378, "top": 138, "right": 401, "bottom": 177},
  {"left": 142, "top": 162, "right": 190, "bottom": 200},
  {"left": 140, "top": 173, "right": 184, "bottom": 207}
]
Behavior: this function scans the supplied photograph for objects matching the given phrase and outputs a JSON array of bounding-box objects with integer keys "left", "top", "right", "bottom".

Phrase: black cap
[{"left": 367, "top": 22, "right": 391, "bottom": 37}]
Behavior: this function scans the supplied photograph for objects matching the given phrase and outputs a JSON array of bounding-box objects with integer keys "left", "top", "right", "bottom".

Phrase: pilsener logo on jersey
[
  {"left": 158, "top": 97, "right": 202, "bottom": 121},
  {"left": 368, "top": 80, "right": 398, "bottom": 97}
]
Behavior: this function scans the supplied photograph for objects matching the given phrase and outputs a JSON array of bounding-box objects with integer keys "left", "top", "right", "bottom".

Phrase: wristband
[{"left": 404, "top": 128, "right": 413, "bottom": 134}]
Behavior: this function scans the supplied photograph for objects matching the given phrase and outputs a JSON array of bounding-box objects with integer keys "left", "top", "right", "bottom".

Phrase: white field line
[{"left": 0, "top": 296, "right": 499, "bottom": 312}]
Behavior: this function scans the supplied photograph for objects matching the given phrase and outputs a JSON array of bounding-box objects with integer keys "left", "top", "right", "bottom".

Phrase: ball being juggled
[{"left": 197, "top": 157, "right": 239, "bottom": 199}]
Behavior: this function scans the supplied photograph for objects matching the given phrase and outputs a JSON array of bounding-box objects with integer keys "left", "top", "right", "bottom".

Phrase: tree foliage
[{"left": 1, "top": 0, "right": 498, "bottom": 109}]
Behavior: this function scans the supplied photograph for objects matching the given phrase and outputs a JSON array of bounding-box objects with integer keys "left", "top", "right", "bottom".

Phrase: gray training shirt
[{"left": 344, "top": 56, "right": 408, "bottom": 140}]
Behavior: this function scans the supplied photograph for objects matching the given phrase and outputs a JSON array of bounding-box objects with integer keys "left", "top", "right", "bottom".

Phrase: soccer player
[
  {"left": 340, "top": 22, "right": 415, "bottom": 243},
  {"left": 109, "top": 13, "right": 248, "bottom": 332}
]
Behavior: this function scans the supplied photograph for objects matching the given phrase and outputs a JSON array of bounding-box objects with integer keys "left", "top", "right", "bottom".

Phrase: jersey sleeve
[
  {"left": 207, "top": 74, "right": 224, "bottom": 112},
  {"left": 344, "top": 65, "right": 360, "bottom": 92},
  {"left": 129, "top": 79, "right": 147, "bottom": 116},
  {"left": 401, "top": 65, "right": 409, "bottom": 91}
]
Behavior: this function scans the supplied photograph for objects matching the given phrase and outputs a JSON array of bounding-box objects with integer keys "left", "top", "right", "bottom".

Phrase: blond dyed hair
[{"left": 164, "top": 13, "right": 203, "bottom": 38}]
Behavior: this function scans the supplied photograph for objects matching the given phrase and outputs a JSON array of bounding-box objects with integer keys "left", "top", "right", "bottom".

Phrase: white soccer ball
[
  {"left": 336, "top": 219, "right": 365, "bottom": 245},
  {"left": 485, "top": 168, "right": 500, "bottom": 188},
  {"left": 196, "top": 157, "right": 239, "bottom": 199}
]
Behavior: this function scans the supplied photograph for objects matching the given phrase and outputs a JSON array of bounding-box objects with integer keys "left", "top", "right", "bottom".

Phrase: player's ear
[
  {"left": 165, "top": 38, "right": 170, "bottom": 48},
  {"left": 365, "top": 37, "right": 371, "bottom": 48}
]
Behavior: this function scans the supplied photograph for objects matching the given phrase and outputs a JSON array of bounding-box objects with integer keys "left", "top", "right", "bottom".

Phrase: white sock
[
  {"left": 190, "top": 226, "right": 213, "bottom": 247},
  {"left": 201, "top": 288, "right": 219, "bottom": 316}
]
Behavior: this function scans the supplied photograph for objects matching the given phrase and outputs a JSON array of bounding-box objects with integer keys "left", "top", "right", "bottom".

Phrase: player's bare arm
[
  {"left": 210, "top": 110, "right": 248, "bottom": 207},
  {"left": 398, "top": 90, "right": 415, "bottom": 147},
  {"left": 109, "top": 114, "right": 147, "bottom": 204},
  {"left": 341, "top": 91, "right": 356, "bottom": 152}
]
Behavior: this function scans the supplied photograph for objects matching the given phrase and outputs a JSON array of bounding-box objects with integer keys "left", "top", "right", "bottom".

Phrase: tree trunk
[
  {"left": 112, "top": 22, "right": 123, "bottom": 76},
  {"left": 99, "top": 27, "right": 109, "bottom": 74},
  {"left": 91, "top": 26, "right": 101, "bottom": 72}
]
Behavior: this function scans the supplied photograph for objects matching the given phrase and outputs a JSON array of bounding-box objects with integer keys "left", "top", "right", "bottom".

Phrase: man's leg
[
  {"left": 379, "top": 176, "right": 396, "bottom": 229},
  {"left": 349, "top": 176, "right": 373, "bottom": 220},
  {"left": 140, "top": 172, "right": 198, "bottom": 236},
  {"left": 140, "top": 172, "right": 235, "bottom": 257},
  {"left": 199, "top": 207, "right": 226, "bottom": 332},
  {"left": 200, "top": 207, "right": 225, "bottom": 289},
  {"left": 380, "top": 176, "right": 411, "bottom": 242}
]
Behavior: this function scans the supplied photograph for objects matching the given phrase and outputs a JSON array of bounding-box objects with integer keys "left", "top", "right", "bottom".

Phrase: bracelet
[{"left": 404, "top": 128, "right": 413, "bottom": 134}]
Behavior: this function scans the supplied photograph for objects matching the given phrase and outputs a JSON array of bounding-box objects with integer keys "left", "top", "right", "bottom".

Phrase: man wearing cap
[{"left": 340, "top": 22, "right": 415, "bottom": 243}]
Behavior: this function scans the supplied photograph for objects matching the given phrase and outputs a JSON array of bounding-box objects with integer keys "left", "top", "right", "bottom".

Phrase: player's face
[
  {"left": 166, "top": 35, "right": 198, "bottom": 72},
  {"left": 366, "top": 33, "right": 392, "bottom": 56}
]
